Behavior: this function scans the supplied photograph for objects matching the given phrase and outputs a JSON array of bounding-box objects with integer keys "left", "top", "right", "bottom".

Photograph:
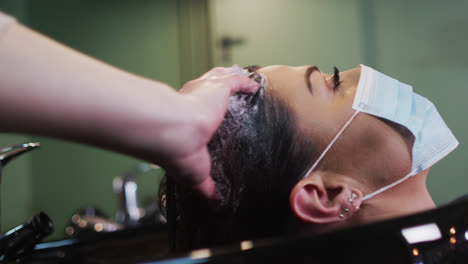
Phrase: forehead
[
  {"left": 257, "top": 65, "right": 309, "bottom": 87},
  {"left": 257, "top": 65, "right": 313, "bottom": 105},
  {"left": 256, "top": 65, "right": 333, "bottom": 143}
]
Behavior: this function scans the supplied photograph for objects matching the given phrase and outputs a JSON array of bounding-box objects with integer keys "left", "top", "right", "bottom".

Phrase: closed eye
[{"left": 333, "top": 66, "right": 342, "bottom": 90}]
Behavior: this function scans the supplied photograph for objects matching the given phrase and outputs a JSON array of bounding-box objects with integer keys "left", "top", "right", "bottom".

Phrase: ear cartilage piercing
[
  {"left": 349, "top": 192, "right": 358, "bottom": 205},
  {"left": 355, "top": 205, "right": 360, "bottom": 213},
  {"left": 339, "top": 207, "right": 349, "bottom": 219}
]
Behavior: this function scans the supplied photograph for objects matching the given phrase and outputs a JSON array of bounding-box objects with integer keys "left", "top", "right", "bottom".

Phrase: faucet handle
[{"left": 0, "top": 142, "right": 40, "bottom": 167}]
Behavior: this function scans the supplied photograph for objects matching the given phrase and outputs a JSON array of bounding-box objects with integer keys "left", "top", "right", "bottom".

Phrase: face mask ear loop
[
  {"left": 302, "top": 110, "right": 361, "bottom": 179},
  {"left": 362, "top": 169, "right": 418, "bottom": 201}
]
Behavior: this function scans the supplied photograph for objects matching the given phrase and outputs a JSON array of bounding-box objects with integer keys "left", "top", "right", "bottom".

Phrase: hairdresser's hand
[{"left": 166, "top": 66, "right": 258, "bottom": 200}]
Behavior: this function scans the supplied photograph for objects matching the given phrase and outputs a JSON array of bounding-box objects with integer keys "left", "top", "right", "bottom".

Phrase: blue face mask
[{"left": 303, "top": 64, "right": 459, "bottom": 201}]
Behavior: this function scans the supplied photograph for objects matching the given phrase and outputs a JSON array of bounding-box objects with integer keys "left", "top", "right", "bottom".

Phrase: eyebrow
[
  {"left": 305, "top": 66, "right": 320, "bottom": 94},
  {"left": 248, "top": 65, "right": 319, "bottom": 94},
  {"left": 246, "top": 65, "right": 261, "bottom": 72}
]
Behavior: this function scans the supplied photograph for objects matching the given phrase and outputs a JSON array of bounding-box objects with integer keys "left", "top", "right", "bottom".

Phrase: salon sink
[
  {"left": 20, "top": 196, "right": 468, "bottom": 264},
  {"left": 21, "top": 224, "right": 168, "bottom": 264}
]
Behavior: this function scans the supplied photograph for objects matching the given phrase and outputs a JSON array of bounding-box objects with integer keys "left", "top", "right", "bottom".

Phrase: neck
[{"left": 353, "top": 169, "right": 435, "bottom": 225}]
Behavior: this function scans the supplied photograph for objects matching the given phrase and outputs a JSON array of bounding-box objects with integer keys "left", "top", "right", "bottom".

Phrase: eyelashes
[{"left": 333, "top": 66, "right": 341, "bottom": 90}]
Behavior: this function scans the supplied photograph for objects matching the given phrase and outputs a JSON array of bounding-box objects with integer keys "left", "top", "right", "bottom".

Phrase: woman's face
[
  {"left": 257, "top": 65, "right": 412, "bottom": 178},
  {"left": 258, "top": 65, "right": 360, "bottom": 144}
]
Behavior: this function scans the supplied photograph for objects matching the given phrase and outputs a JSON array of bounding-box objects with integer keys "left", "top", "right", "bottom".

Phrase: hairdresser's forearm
[{"left": 0, "top": 23, "right": 199, "bottom": 164}]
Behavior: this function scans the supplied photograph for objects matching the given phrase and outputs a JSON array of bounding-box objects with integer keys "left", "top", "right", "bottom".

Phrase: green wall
[
  {"left": 372, "top": 0, "right": 468, "bottom": 204},
  {"left": 209, "top": 0, "right": 364, "bottom": 70}
]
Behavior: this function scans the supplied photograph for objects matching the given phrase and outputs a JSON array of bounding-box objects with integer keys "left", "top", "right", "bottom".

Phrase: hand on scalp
[{"left": 170, "top": 66, "right": 259, "bottom": 200}]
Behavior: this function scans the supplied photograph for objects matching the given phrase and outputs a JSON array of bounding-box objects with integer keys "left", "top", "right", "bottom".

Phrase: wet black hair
[{"left": 167, "top": 68, "right": 317, "bottom": 250}]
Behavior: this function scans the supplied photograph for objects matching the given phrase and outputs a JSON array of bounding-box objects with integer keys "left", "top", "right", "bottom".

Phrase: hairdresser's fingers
[
  {"left": 182, "top": 66, "right": 258, "bottom": 95},
  {"left": 171, "top": 67, "right": 258, "bottom": 200},
  {"left": 193, "top": 176, "right": 219, "bottom": 201},
  {"left": 182, "top": 75, "right": 258, "bottom": 106},
  {"left": 179, "top": 75, "right": 258, "bottom": 128},
  {"left": 198, "top": 67, "right": 231, "bottom": 79},
  {"left": 182, "top": 74, "right": 258, "bottom": 95},
  {"left": 223, "top": 73, "right": 259, "bottom": 94},
  {"left": 199, "top": 65, "right": 244, "bottom": 80},
  {"left": 168, "top": 146, "right": 219, "bottom": 200}
]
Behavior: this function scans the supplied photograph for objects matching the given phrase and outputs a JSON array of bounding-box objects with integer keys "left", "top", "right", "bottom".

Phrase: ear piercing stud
[
  {"left": 339, "top": 207, "right": 350, "bottom": 219},
  {"left": 348, "top": 192, "right": 357, "bottom": 206},
  {"left": 349, "top": 192, "right": 360, "bottom": 212},
  {"left": 339, "top": 193, "right": 360, "bottom": 220}
]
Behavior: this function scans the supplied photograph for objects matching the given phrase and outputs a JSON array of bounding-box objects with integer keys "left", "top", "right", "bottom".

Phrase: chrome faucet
[
  {"left": 66, "top": 163, "right": 165, "bottom": 237},
  {"left": 0, "top": 142, "right": 40, "bottom": 231},
  {"left": 113, "top": 163, "right": 161, "bottom": 226}
]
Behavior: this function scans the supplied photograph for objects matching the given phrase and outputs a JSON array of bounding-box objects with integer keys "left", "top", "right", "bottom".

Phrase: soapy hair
[{"left": 168, "top": 68, "right": 317, "bottom": 250}]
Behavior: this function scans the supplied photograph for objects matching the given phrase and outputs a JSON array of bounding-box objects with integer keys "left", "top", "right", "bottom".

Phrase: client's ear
[{"left": 289, "top": 173, "right": 362, "bottom": 224}]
